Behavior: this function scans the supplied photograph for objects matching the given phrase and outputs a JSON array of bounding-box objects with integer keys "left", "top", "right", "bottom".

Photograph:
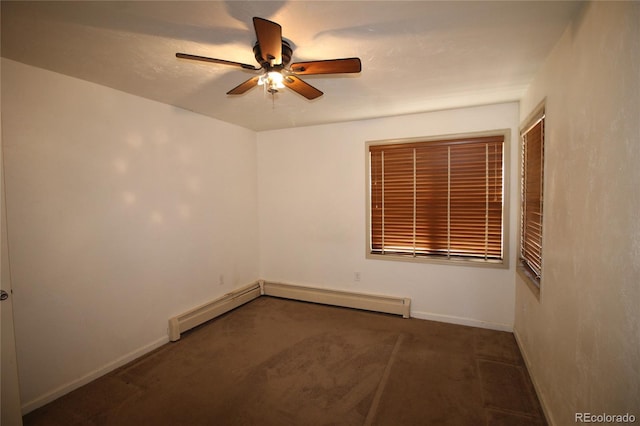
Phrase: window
[
  {"left": 520, "top": 111, "right": 545, "bottom": 285},
  {"left": 367, "top": 132, "right": 506, "bottom": 265}
]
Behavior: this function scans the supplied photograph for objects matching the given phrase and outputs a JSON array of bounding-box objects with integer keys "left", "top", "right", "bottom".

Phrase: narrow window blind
[
  {"left": 370, "top": 135, "right": 504, "bottom": 262},
  {"left": 520, "top": 116, "right": 544, "bottom": 280}
]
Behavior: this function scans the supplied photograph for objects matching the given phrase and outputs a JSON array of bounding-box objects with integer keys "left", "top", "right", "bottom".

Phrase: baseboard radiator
[
  {"left": 168, "top": 280, "right": 411, "bottom": 341},
  {"left": 262, "top": 281, "right": 411, "bottom": 319},
  {"left": 168, "top": 282, "right": 262, "bottom": 341}
]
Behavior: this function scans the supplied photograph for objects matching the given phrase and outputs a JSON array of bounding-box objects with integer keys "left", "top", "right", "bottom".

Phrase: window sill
[
  {"left": 516, "top": 263, "right": 541, "bottom": 300},
  {"left": 367, "top": 252, "right": 508, "bottom": 269}
]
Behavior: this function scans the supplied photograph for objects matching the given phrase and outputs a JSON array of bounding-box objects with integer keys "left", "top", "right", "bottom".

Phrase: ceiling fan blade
[
  {"left": 176, "top": 53, "right": 259, "bottom": 70},
  {"left": 290, "top": 58, "right": 362, "bottom": 75},
  {"left": 227, "top": 76, "right": 260, "bottom": 95},
  {"left": 253, "top": 17, "right": 282, "bottom": 65},
  {"left": 283, "top": 76, "right": 323, "bottom": 100}
]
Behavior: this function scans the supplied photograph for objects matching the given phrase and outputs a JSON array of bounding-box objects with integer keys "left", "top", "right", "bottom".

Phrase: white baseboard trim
[
  {"left": 23, "top": 282, "right": 514, "bottom": 415},
  {"left": 411, "top": 310, "right": 513, "bottom": 332},
  {"left": 513, "top": 328, "right": 554, "bottom": 426},
  {"left": 21, "top": 335, "right": 168, "bottom": 415}
]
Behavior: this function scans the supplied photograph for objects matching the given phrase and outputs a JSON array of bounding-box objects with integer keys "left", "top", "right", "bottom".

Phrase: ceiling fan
[{"left": 176, "top": 17, "right": 362, "bottom": 100}]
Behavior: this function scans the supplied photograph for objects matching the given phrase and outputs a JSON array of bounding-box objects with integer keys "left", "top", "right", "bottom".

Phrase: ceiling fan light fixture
[{"left": 258, "top": 71, "right": 285, "bottom": 92}]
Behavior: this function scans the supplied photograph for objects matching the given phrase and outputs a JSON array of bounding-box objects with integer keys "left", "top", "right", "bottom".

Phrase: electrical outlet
[
  {"left": 219, "top": 274, "right": 225, "bottom": 286},
  {"left": 354, "top": 272, "right": 361, "bottom": 282}
]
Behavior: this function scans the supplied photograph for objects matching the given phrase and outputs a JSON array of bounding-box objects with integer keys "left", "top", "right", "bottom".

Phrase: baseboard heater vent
[
  {"left": 169, "top": 280, "right": 411, "bottom": 341},
  {"left": 168, "top": 282, "right": 261, "bottom": 341},
  {"left": 262, "top": 281, "right": 411, "bottom": 319}
]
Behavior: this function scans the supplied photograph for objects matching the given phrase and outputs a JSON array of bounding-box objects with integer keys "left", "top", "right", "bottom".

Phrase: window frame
[
  {"left": 365, "top": 130, "right": 510, "bottom": 268},
  {"left": 518, "top": 104, "right": 545, "bottom": 294}
]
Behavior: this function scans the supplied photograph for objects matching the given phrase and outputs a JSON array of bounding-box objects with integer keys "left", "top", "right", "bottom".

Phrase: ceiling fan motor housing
[{"left": 254, "top": 40, "right": 293, "bottom": 69}]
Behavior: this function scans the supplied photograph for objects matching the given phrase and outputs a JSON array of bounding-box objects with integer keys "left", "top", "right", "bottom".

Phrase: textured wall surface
[{"left": 515, "top": 2, "right": 640, "bottom": 424}]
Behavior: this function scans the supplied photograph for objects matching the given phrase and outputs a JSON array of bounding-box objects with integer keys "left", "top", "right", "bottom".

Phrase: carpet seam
[{"left": 363, "top": 333, "right": 405, "bottom": 426}]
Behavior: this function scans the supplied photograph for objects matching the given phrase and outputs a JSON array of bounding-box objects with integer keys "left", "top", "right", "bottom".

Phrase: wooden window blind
[
  {"left": 520, "top": 115, "right": 544, "bottom": 281},
  {"left": 369, "top": 135, "right": 504, "bottom": 262}
]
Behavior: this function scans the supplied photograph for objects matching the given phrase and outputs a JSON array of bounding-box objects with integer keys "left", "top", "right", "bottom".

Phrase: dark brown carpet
[{"left": 24, "top": 296, "right": 546, "bottom": 425}]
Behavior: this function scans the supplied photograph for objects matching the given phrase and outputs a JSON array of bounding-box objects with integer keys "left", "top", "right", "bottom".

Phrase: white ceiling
[{"left": 1, "top": 1, "right": 583, "bottom": 131}]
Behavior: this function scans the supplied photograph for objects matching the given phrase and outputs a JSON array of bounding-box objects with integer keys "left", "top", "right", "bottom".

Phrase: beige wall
[
  {"left": 1, "top": 38, "right": 25, "bottom": 425},
  {"left": 5, "top": 1, "right": 639, "bottom": 419},
  {"left": 1, "top": 59, "right": 260, "bottom": 411},
  {"left": 515, "top": 2, "right": 640, "bottom": 424},
  {"left": 257, "top": 102, "right": 520, "bottom": 331},
  {"left": 5, "top": 57, "right": 520, "bottom": 412}
]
